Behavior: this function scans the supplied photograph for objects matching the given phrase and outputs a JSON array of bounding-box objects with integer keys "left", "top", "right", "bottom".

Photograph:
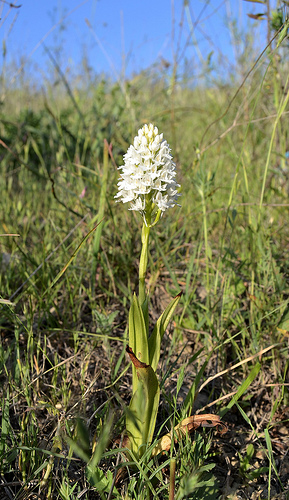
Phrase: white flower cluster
[{"left": 115, "top": 124, "right": 180, "bottom": 215}]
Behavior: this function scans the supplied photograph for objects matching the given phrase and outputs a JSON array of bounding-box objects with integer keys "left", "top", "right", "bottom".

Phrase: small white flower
[{"left": 115, "top": 124, "right": 180, "bottom": 218}]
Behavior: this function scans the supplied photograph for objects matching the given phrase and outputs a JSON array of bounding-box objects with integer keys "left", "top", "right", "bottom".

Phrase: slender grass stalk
[
  {"left": 91, "top": 140, "right": 110, "bottom": 288},
  {"left": 258, "top": 85, "right": 289, "bottom": 225},
  {"left": 200, "top": 187, "right": 210, "bottom": 299}
]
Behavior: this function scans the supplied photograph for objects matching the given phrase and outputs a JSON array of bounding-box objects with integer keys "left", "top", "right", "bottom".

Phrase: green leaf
[
  {"left": 48, "top": 223, "right": 101, "bottom": 291},
  {"left": 277, "top": 301, "right": 289, "bottom": 335},
  {"left": 220, "top": 363, "right": 261, "bottom": 418},
  {"left": 129, "top": 293, "right": 149, "bottom": 393},
  {"left": 126, "top": 347, "right": 160, "bottom": 458},
  {"left": 176, "top": 365, "right": 186, "bottom": 396},
  {"left": 0, "top": 391, "right": 10, "bottom": 455},
  {"left": 148, "top": 292, "right": 182, "bottom": 372},
  {"left": 182, "top": 348, "right": 210, "bottom": 417},
  {"left": 66, "top": 415, "right": 115, "bottom": 495},
  {"left": 175, "top": 464, "right": 216, "bottom": 500},
  {"left": 277, "top": 26, "right": 288, "bottom": 48},
  {"left": 141, "top": 293, "right": 149, "bottom": 336},
  {"left": 76, "top": 418, "right": 91, "bottom": 458},
  {"left": 240, "top": 443, "right": 254, "bottom": 473},
  {"left": 88, "top": 413, "right": 113, "bottom": 471},
  {"left": 87, "top": 467, "right": 116, "bottom": 495}
]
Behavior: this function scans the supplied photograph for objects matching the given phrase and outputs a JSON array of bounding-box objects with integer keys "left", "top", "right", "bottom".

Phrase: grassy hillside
[{"left": 1, "top": 12, "right": 289, "bottom": 500}]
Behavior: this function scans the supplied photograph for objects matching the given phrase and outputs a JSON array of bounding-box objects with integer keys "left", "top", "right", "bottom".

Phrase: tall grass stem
[{"left": 91, "top": 140, "right": 110, "bottom": 289}]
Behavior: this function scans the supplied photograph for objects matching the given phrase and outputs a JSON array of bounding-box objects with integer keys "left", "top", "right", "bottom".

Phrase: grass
[{"left": 1, "top": 7, "right": 289, "bottom": 499}]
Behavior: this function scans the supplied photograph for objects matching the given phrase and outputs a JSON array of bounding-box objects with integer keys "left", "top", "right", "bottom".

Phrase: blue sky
[{"left": 0, "top": 0, "right": 275, "bottom": 84}]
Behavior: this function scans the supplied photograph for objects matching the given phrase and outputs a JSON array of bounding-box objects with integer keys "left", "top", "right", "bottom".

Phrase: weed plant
[{"left": 0, "top": 4, "right": 289, "bottom": 500}]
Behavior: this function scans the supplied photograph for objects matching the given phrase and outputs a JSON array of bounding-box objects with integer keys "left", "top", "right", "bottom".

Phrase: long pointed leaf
[
  {"left": 49, "top": 222, "right": 102, "bottom": 290},
  {"left": 126, "top": 346, "right": 160, "bottom": 458},
  {"left": 149, "top": 292, "right": 182, "bottom": 372},
  {"left": 129, "top": 294, "right": 149, "bottom": 393},
  {"left": 220, "top": 363, "right": 261, "bottom": 418},
  {"left": 182, "top": 350, "right": 212, "bottom": 417}
]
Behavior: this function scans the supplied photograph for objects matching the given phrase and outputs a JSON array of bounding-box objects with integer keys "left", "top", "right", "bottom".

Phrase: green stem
[
  {"left": 258, "top": 84, "right": 289, "bottom": 226},
  {"left": 201, "top": 190, "right": 210, "bottom": 299},
  {"left": 91, "top": 140, "right": 109, "bottom": 290},
  {"left": 139, "top": 222, "right": 150, "bottom": 305}
]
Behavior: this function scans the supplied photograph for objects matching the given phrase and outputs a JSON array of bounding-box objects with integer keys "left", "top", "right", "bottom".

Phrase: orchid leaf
[
  {"left": 149, "top": 291, "right": 182, "bottom": 372},
  {"left": 140, "top": 293, "right": 149, "bottom": 336},
  {"left": 126, "top": 346, "right": 160, "bottom": 458},
  {"left": 129, "top": 293, "right": 149, "bottom": 393}
]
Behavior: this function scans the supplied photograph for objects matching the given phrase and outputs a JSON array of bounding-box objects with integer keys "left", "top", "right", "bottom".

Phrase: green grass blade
[
  {"left": 47, "top": 222, "right": 101, "bottom": 290},
  {"left": 148, "top": 291, "right": 182, "bottom": 372},
  {"left": 220, "top": 363, "right": 261, "bottom": 418}
]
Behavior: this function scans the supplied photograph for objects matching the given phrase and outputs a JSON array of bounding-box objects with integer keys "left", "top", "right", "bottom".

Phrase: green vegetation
[{"left": 1, "top": 4, "right": 289, "bottom": 499}]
